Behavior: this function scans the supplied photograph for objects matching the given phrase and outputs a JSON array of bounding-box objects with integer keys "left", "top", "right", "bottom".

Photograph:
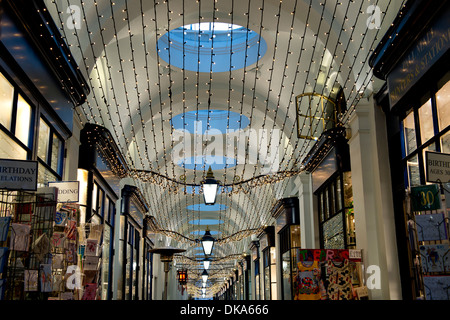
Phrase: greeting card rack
[
  {"left": 406, "top": 183, "right": 450, "bottom": 300},
  {"left": 0, "top": 189, "right": 57, "bottom": 300}
]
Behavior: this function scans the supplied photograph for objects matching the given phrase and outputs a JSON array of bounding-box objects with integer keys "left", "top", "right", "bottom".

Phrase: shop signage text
[
  {"left": 296, "top": 248, "right": 362, "bottom": 262},
  {"left": 426, "top": 151, "right": 450, "bottom": 184},
  {"left": 48, "top": 181, "right": 80, "bottom": 203},
  {"left": 411, "top": 184, "right": 441, "bottom": 211},
  {"left": 387, "top": 6, "right": 450, "bottom": 108},
  {"left": 0, "top": 159, "right": 38, "bottom": 191}
]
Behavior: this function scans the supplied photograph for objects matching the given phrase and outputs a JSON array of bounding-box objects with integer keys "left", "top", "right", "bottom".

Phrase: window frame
[
  {"left": 37, "top": 116, "right": 64, "bottom": 179},
  {"left": 399, "top": 71, "right": 450, "bottom": 187},
  {"left": 0, "top": 70, "right": 35, "bottom": 159}
]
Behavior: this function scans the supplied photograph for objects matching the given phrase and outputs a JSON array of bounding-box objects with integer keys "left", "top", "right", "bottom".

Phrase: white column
[
  {"left": 348, "top": 97, "right": 402, "bottom": 300},
  {"left": 296, "top": 173, "right": 317, "bottom": 249}
]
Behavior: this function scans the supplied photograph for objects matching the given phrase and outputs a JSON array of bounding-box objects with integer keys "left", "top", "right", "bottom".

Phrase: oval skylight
[
  {"left": 171, "top": 109, "right": 250, "bottom": 134},
  {"left": 157, "top": 22, "right": 267, "bottom": 72},
  {"left": 189, "top": 219, "right": 224, "bottom": 225},
  {"left": 190, "top": 230, "right": 222, "bottom": 236},
  {"left": 178, "top": 155, "right": 236, "bottom": 171},
  {"left": 187, "top": 204, "right": 228, "bottom": 211}
]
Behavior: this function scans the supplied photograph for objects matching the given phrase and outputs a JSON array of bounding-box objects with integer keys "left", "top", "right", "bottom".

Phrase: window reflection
[
  {"left": 0, "top": 73, "right": 14, "bottom": 130},
  {"left": 403, "top": 111, "right": 417, "bottom": 155},
  {"left": 418, "top": 98, "right": 434, "bottom": 144},
  {"left": 436, "top": 78, "right": 450, "bottom": 131}
]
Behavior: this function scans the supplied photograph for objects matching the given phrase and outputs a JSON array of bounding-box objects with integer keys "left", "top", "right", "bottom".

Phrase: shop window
[
  {"left": 318, "top": 172, "right": 355, "bottom": 249},
  {"left": 441, "top": 131, "right": 450, "bottom": 154},
  {"left": 0, "top": 72, "right": 14, "bottom": 129},
  {"left": 418, "top": 98, "right": 435, "bottom": 144},
  {"left": 403, "top": 110, "right": 417, "bottom": 156},
  {"left": 406, "top": 155, "right": 420, "bottom": 187},
  {"left": 101, "top": 223, "right": 112, "bottom": 300},
  {"left": 400, "top": 71, "right": 450, "bottom": 187},
  {"left": 0, "top": 71, "right": 33, "bottom": 159},
  {"left": 280, "top": 225, "right": 301, "bottom": 300},
  {"left": 15, "top": 95, "right": 32, "bottom": 146},
  {"left": 37, "top": 117, "right": 64, "bottom": 180},
  {"left": 37, "top": 162, "right": 59, "bottom": 188},
  {"left": 263, "top": 247, "right": 277, "bottom": 300},
  {"left": 436, "top": 74, "right": 450, "bottom": 131},
  {"left": 0, "top": 130, "right": 27, "bottom": 160}
]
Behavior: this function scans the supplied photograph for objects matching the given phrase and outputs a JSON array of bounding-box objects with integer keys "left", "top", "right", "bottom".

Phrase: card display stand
[
  {"left": 406, "top": 183, "right": 450, "bottom": 300},
  {"left": 0, "top": 190, "right": 56, "bottom": 300},
  {"left": 0, "top": 189, "right": 104, "bottom": 300}
]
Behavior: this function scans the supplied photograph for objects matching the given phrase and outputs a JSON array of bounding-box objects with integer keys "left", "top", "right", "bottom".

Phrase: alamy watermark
[
  {"left": 66, "top": 5, "right": 81, "bottom": 30},
  {"left": 171, "top": 121, "right": 280, "bottom": 175},
  {"left": 366, "top": 5, "right": 382, "bottom": 30}
]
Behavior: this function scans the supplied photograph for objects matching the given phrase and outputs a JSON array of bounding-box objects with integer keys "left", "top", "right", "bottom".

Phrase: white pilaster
[
  {"left": 296, "top": 173, "right": 317, "bottom": 248},
  {"left": 348, "top": 97, "right": 402, "bottom": 300}
]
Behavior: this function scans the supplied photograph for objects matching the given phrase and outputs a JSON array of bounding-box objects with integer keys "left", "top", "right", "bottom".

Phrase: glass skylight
[
  {"left": 187, "top": 204, "right": 228, "bottom": 211},
  {"left": 157, "top": 22, "right": 267, "bottom": 72},
  {"left": 189, "top": 219, "right": 224, "bottom": 225}
]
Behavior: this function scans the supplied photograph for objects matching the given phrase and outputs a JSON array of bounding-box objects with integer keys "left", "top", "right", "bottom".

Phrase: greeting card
[
  {"left": 85, "top": 239, "right": 98, "bottom": 257},
  {"left": 10, "top": 223, "right": 31, "bottom": 251},
  {"left": 415, "top": 213, "right": 447, "bottom": 241},
  {"left": 40, "top": 264, "right": 52, "bottom": 292},
  {"left": 83, "top": 256, "right": 99, "bottom": 271},
  {"left": 51, "top": 232, "right": 65, "bottom": 248},
  {"left": 423, "top": 275, "right": 450, "bottom": 300},
  {"left": 24, "top": 270, "right": 38, "bottom": 291},
  {"left": 81, "top": 283, "right": 97, "bottom": 300},
  {"left": 0, "top": 247, "right": 8, "bottom": 274},
  {"left": 0, "top": 217, "right": 11, "bottom": 242},
  {"left": 420, "top": 244, "right": 450, "bottom": 273}
]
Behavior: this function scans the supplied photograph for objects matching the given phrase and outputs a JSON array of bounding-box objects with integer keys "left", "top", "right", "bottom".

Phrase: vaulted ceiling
[{"left": 44, "top": 0, "right": 405, "bottom": 295}]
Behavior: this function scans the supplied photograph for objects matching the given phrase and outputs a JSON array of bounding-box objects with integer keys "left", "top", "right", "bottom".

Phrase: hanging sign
[
  {"left": 0, "top": 159, "right": 38, "bottom": 191},
  {"left": 410, "top": 184, "right": 441, "bottom": 211},
  {"left": 48, "top": 181, "right": 80, "bottom": 203},
  {"left": 425, "top": 151, "right": 450, "bottom": 183}
]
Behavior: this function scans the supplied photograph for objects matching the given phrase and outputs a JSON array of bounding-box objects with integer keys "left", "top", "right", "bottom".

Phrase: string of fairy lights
[{"left": 44, "top": 0, "right": 406, "bottom": 297}]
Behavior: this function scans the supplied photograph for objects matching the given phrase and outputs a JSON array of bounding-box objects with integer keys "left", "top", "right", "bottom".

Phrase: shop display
[
  {"left": 0, "top": 189, "right": 105, "bottom": 300},
  {"left": 294, "top": 249, "right": 363, "bottom": 300},
  {"left": 407, "top": 183, "right": 450, "bottom": 300},
  {"left": 295, "top": 260, "right": 325, "bottom": 300},
  {"left": 327, "top": 259, "right": 353, "bottom": 300}
]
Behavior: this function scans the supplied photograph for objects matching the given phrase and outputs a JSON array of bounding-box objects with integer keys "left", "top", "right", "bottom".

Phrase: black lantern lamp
[
  {"left": 202, "top": 166, "right": 219, "bottom": 205},
  {"left": 200, "top": 226, "right": 215, "bottom": 256},
  {"left": 201, "top": 269, "right": 209, "bottom": 283},
  {"left": 203, "top": 257, "right": 211, "bottom": 270}
]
